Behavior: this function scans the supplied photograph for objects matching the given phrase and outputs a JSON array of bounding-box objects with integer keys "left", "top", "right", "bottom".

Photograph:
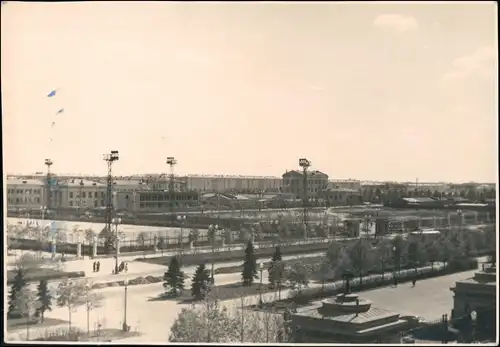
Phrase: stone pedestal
[
  {"left": 92, "top": 243, "right": 98, "bottom": 258},
  {"left": 76, "top": 242, "right": 82, "bottom": 258},
  {"left": 116, "top": 240, "right": 121, "bottom": 255},
  {"left": 189, "top": 241, "right": 194, "bottom": 249},
  {"left": 433, "top": 216, "right": 437, "bottom": 228}
]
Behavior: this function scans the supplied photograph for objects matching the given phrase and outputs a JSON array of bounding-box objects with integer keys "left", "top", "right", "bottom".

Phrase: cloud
[
  {"left": 442, "top": 46, "right": 497, "bottom": 83},
  {"left": 373, "top": 14, "right": 418, "bottom": 32}
]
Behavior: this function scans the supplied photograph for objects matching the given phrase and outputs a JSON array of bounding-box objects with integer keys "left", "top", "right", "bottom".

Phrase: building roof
[
  {"left": 6, "top": 179, "right": 45, "bottom": 186},
  {"left": 283, "top": 170, "right": 328, "bottom": 178},
  {"left": 185, "top": 174, "right": 280, "bottom": 179},
  {"left": 59, "top": 179, "right": 106, "bottom": 187},
  {"left": 295, "top": 305, "right": 399, "bottom": 325},
  {"left": 402, "top": 197, "right": 437, "bottom": 204}
]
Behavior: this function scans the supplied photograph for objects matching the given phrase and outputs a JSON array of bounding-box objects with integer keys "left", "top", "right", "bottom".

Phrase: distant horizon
[
  {"left": 5, "top": 171, "right": 497, "bottom": 185},
  {"left": 2, "top": 2, "right": 497, "bottom": 183}
]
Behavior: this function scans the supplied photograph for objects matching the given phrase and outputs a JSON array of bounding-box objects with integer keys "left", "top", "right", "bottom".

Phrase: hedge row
[
  {"left": 140, "top": 241, "right": 335, "bottom": 266},
  {"left": 6, "top": 269, "right": 86, "bottom": 285},
  {"left": 274, "top": 257, "right": 479, "bottom": 306}
]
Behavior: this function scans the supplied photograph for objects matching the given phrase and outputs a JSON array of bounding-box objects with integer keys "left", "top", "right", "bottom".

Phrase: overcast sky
[{"left": 2, "top": 1, "right": 497, "bottom": 182}]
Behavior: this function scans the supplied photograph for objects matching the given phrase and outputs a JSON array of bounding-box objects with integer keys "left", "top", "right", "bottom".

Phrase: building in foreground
[
  {"left": 291, "top": 292, "right": 408, "bottom": 343},
  {"left": 450, "top": 263, "right": 496, "bottom": 320}
]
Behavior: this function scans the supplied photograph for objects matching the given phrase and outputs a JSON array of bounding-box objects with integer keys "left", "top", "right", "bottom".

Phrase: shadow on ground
[
  {"left": 7, "top": 317, "right": 68, "bottom": 332},
  {"left": 148, "top": 282, "right": 289, "bottom": 303}
]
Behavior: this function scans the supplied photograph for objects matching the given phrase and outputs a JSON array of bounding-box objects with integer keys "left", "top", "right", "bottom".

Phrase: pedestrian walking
[
  {"left": 393, "top": 276, "right": 398, "bottom": 287},
  {"left": 96, "top": 261, "right": 101, "bottom": 272},
  {"left": 412, "top": 278, "right": 417, "bottom": 287},
  {"left": 124, "top": 262, "right": 128, "bottom": 272},
  {"left": 92, "top": 261, "right": 96, "bottom": 273}
]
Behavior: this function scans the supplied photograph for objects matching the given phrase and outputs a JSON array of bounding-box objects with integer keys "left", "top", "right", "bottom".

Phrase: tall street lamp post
[
  {"left": 457, "top": 209, "right": 463, "bottom": 233},
  {"left": 259, "top": 262, "right": 264, "bottom": 306},
  {"left": 112, "top": 217, "right": 122, "bottom": 274},
  {"left": 209, "top": 224, "right": 218, "bottom": 283},
  {"left": 39, "top": 205, "right": 47, "bottom": 259},
  {"left": 177, "top": 215, "right": 186, "bottom": 257},
  {"left": 122, "top": 266, "right": 129, "bottom": 332},
  {"left": 471, "top": 310, "right": 477, "bottom": 343}
]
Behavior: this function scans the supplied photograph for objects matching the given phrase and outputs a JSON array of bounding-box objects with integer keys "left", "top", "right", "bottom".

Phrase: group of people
[
  {"left": 92, "top": 261, "right": 101, "bottom": 272},
  {"left": 114, "top": 261, "right": 128, "bottom": 274}
]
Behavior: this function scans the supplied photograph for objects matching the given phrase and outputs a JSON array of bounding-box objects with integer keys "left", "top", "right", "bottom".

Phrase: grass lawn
[
  {"left": 214, "top": 256, "right": 325, "bottom": 275},
  {"left": 6, "top": 268, "right": 85, "bottom": 284},
  {"left": 7, "top": 317, "right": 67, "bottom": 332},
  {"left": 33, "top": 328, "right": 141, "bottom": 341}
]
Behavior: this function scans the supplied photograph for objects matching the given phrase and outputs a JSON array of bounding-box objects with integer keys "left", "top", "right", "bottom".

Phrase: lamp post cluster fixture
[
  {"left": 299, "top": 158, "right": 311, "bottom": 232},
  {"left": 103, "top": 150, "right": 119, "bottom": 255}
]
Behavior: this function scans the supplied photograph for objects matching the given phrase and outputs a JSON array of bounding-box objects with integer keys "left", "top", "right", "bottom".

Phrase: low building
[
  {"left": 282, "top": 170, "right": 329, "bottom": 199},
  {"left": 6, "top": 178, "right": 45, "bottom": 211},
  {"left": 291, "top": 292, "right": 409, "bottom": 343},
  {"left": 318, "top": 188, "right": 363, "bottom": 206},
  {"left": 114, "top": 190, "right": 200, "bottom": 212},
  {"left": 328, "top": 179, "right": 361, "bottom": 190},
  {"left": 450, "top": 264, "right": 496, "bottom": 320}
]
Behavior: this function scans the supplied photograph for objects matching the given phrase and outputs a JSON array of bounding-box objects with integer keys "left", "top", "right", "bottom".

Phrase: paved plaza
[{"left": 8, "top": 262, "right": 474, "bottom": 343}]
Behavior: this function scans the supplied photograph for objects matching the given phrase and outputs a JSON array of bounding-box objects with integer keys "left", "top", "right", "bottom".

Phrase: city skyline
[{"left": 2, "top": 1, "right": 498, "bottom": 183}]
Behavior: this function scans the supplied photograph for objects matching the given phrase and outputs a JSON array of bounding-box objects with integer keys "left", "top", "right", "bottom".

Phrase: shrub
[{"left": 447, "top": 257, "right": 478, "bottom": 272}]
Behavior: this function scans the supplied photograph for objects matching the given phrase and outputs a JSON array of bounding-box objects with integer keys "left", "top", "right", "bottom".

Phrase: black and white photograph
[{"left": 2, "top": 1, "right": 497, "bottom": 344}]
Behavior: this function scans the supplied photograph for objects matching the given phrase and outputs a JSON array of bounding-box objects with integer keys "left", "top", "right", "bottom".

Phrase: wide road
[{"left": 10, "top": 262, "right": 456, "bottom": 342}]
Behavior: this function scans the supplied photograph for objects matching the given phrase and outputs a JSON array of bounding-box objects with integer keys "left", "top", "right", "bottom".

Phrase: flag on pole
[
  {"left": 56, "top": 108, "right": 64, "bottom": 114},
  {"left": 47, "top": 89, "right": 57, "bottom": 97}
]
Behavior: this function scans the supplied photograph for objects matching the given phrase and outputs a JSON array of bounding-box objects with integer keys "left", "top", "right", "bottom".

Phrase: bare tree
[
  {"left": 56, "top": 279, "right": 86, "bottom": 332},
  {"left": 81, "top": 279, "right": 104, "bottom": 336},
  {"left": 15, "top": 287, "right": 41, "bottom": 340}
]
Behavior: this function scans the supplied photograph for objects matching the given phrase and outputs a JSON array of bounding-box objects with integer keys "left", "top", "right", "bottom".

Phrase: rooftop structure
[{"left": 291, "top": 274, "right": 409, "bottom": 343}]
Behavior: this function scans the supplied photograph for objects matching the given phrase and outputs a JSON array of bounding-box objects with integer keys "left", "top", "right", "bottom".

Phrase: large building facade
[
  {"left": 282, "top": 170, "right": 329, "bottom": 199},
  {"left": 183, "top": 174, "right": 282, "bottom": 193},
  {"left": 114, "top": 190, "right": 200, "bottom": 212},
  {"left": 6, "top": 179, "right": 45, "bottom": 211}
]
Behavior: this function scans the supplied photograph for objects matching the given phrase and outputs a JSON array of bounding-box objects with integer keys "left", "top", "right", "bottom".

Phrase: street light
[
  {"left": 457, "top": 209, "right": 463, "bottom": 232},
  {"left": 122, "top": 266, "right": 129, "bottom": 332},
  {"left": 259, "top": 262, "right": 264, "bottom": 306},
  {"left": 208, "top": 224, "right": 219, "bottom": 283},
  {"left": 471, "top": 310, "right": 477, "bottom": 342},
  {"left": 177, "top": 215, "right": 186, "bottom": 257},
  {"left": 112, "top": 217, "right": 122, "bottom": 274},
  {"left": 39, "top": 206, "right": 47, "bottom": 259}
]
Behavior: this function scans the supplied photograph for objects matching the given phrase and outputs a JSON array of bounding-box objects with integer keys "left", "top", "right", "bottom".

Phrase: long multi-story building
[
  {"left": 6, "top": 178, "right": 45, "bottom": 211},
  {"left": 183, "top": 174, "right": 282, "bottom": 193},
  {"left": 114, "top": 190, "right": 200, "bottom": 212}
]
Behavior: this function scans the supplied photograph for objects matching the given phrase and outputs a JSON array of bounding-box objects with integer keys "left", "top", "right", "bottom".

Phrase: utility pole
[
  {"left": 103, "top": 150, "right": 119, "bottom": 254},
  {"left": 44, "top": 158, "right": 53, "bottom": 211},
  {"left": 167, "top": 157, "right": 177, "bottom": 222},
  {"left": 299, "top": 158, "right": 311, "bottom": 233}
]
